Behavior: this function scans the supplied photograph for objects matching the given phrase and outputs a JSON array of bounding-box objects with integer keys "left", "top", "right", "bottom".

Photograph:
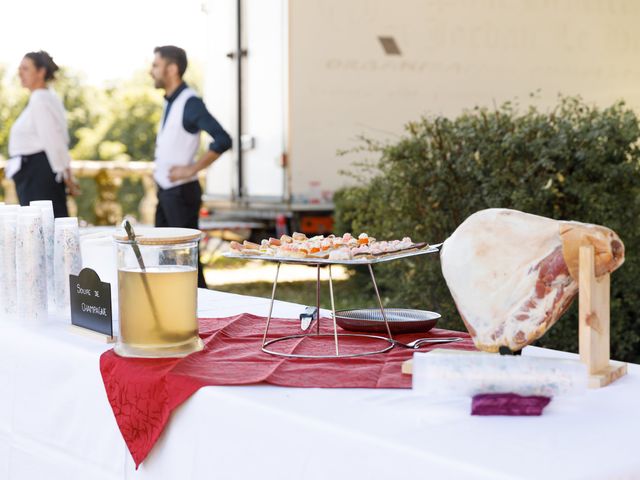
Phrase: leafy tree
[
  {"left": 54, "top": 68, "right": 100, "bottom": 151},
  {"left": 101, "top": 80, "right": 162, "bottom": 161}
]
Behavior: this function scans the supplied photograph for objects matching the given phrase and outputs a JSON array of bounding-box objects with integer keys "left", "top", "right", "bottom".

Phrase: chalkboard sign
[{"left": 69, "top": 268, "right": 113, "bottom": 337}]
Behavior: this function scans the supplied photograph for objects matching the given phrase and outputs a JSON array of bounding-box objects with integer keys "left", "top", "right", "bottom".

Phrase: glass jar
[{"left": 113, "top": 227, "right": 204, "bottom": 358}]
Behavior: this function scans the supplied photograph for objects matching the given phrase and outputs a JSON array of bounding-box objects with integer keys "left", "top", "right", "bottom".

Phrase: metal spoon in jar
[{"left": 122, "top": 220, "right": 162, "bottom": 329}]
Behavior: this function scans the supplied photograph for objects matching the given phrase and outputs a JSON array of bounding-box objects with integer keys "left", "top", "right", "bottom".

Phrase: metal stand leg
[
  {"left": 328, "top": 264, "right": 339, "bottom": 355},
  {"left": 262, "top": 262, "right": 281, "bottom": 346},
  {"left": 368, "top": 264, "right": 394, "bottom": 340},
  {"left": 316, "top": 264, "right": 321, "bottom": 335}
]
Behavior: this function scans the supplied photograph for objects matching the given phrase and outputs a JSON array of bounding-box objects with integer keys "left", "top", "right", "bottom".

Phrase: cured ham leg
[{"left": 441, "top": 209, "right": 625, "bottom": 352}]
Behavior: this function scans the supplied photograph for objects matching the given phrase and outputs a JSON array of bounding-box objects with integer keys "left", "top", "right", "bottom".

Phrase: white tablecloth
[{"left": 1, "top": 289, "right": 639, "bottom": 480}]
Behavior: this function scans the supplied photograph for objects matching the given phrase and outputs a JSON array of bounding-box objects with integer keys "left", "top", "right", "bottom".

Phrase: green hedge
[{"left": 335, "top": 96, "right": 640, "bottom": 363}]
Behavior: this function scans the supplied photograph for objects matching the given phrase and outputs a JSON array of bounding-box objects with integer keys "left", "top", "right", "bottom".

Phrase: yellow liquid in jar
[{"left": 116, "top": 265, "right": 202, "bottom": 357}]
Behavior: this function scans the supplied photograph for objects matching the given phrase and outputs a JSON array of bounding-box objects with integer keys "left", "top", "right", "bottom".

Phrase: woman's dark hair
[
  {"left": 154, "top": 45, "right": 188, "bottom": 77},
  {"left": 24, "top": 50, "right": 59, "bottom": 81}
]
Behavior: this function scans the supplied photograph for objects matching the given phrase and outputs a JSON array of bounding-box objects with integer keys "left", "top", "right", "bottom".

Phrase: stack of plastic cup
[
  {"left": 30, "top": 200, "right": 55, "bottom": 312},
  {"left": 0, "top": 205, "right": 19, "bottom": 322},
  {"left": 53, "top": 217, "right": 82, "bottom": 319},
  {"left": 16, "top": 206, "right": 48, "bottom": 323}
]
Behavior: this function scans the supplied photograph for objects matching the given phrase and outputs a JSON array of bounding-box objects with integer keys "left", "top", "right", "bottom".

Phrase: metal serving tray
[{"left": 222, "top": 243, "right": 441, "bottom": 265}]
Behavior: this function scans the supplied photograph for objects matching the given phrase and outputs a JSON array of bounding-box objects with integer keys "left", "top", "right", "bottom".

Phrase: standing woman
[{"left": 8, "top": 51, "right": 79, "bottom": 217}]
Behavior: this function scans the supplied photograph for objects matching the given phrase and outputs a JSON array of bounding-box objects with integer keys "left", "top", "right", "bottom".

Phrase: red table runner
[{"left": 100, "top": 313, "right": 475, "bottom": 467}]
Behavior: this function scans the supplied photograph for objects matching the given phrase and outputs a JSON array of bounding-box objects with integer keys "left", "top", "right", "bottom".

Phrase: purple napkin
[{"left": 471, "top": 393, "right": 551, "bottom": 416}]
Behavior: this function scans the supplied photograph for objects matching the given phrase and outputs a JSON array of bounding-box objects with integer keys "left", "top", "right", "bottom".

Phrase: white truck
[{"left": 202, "top": 0, "right": 640, "bottom": 235}]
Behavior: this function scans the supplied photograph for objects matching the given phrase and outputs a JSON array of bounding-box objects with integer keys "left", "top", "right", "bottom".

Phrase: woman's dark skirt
[{"left": 13, "top": 151, "right": 69, "bottom": 218}]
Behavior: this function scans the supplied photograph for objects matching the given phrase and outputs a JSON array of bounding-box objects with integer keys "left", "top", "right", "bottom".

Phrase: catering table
[{"left": 1, "top": 289, "right": 639, "bottom": 480}]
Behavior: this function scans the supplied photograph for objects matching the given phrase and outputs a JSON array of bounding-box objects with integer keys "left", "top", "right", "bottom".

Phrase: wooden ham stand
[{"left": 579, "top": 245, "right": 627, "bottom": 388}]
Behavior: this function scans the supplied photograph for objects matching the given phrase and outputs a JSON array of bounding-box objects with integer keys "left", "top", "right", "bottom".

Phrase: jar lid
[{"left": 113, "top": 227, "right": 202, "bottom": 245}]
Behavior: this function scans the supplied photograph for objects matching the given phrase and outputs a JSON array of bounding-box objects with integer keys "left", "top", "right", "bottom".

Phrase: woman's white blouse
[{"left": 8, "top": 88, "right": 71, "bottom": 175}]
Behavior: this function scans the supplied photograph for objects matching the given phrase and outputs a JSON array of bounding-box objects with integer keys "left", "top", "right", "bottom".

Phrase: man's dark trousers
[{"left": 155, "top": 180, "right": 207, "bottom": 289}]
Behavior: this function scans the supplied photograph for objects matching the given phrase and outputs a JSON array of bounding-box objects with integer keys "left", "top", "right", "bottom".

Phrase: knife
[{"left": 300, "top": 306, "right": 318, "bottom": 331}]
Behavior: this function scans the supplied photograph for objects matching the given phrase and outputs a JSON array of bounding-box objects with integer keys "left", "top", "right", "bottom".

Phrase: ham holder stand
[{"left": 579, "top": 245, "right": 627, "bottom": 388}]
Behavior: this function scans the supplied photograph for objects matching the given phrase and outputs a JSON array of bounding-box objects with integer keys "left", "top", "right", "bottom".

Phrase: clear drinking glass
[
  {"left": 53, "top": 217, "right": 82, "bottom": 319},
  {"left": 16, "top": 206, "right": 47, "bottom": 323},
  {"left": 30, "top": 200, "right": 55, "bottom": 312},
  {"left": 113, "top": 227, "right": 204, "bottom": 358},
  {"left": 0, "top": 206, "right": 19, "bottom": 321}
]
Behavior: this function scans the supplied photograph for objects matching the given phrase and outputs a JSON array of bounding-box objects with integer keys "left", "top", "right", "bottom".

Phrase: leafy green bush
[{"left": 335, "top": 96, "right": 640, "bottom": 363}]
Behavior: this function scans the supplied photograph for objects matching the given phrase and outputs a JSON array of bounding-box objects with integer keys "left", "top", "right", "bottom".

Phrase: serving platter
[{"left": 223, "top": 243, "right": 441, "bottom": 265}]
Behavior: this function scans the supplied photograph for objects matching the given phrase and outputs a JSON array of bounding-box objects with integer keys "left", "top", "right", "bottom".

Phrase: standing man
[{"left": 150, "top": 45, "right": 231, "bottom": 289}]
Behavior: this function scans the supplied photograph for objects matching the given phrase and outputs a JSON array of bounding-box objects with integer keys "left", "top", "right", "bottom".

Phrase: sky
[{"left": 0, "top": 0, "right": 211, "bottom": 85}]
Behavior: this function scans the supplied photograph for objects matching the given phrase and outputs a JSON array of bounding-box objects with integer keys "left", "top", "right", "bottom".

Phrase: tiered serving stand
[{"left": 224, "top": 244, "right": 441, "bottom": 358}]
